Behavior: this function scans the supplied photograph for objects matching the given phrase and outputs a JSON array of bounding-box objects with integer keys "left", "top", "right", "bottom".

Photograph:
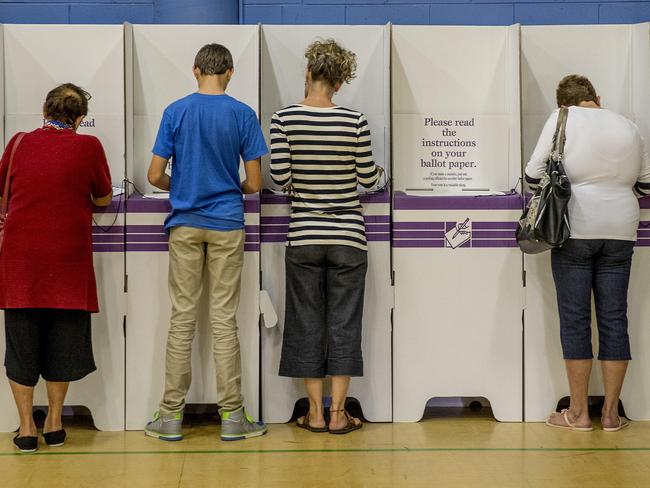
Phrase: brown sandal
[
  {"left": 296, "top": 412, "right": 328, "bottom": 433},
  {"left": 328, "top": 409, "right": 362, "bottom": 435}
]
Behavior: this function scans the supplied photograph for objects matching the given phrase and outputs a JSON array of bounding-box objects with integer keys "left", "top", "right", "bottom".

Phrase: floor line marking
[{"left": 3, "top": 447, "right": 650, "bottom": 456}]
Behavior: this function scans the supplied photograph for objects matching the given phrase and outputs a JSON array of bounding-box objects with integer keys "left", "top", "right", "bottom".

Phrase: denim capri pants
[
  {"left": 279, "top": 244, "right": 368, "bottom": 378},
  {"left": 551, "top": 238, "right": 634, "bottom": 361}
]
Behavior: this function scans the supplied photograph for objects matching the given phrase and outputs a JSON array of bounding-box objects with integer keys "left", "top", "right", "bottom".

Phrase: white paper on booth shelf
[
  {"left": 520, "top": 24, "right": 650, "bottom": 421},
  {"left": 131, "top": 24, "right": 259, "bottom": 193},
  {"left": 392, "top": 26, "right": 521, "bottom": 193},
  {"left": 260, "top": 25, "right": 390, "bottom": 189},
  {"left": 3, "top": 25, "right": 125, "bottom": 182}
]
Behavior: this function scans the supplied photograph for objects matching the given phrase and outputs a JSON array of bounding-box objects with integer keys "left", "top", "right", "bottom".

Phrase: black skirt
[{"left": 4, "top": 308, "right": 96, "bottom": 387}]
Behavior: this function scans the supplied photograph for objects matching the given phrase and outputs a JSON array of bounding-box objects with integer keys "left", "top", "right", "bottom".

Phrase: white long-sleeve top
[{"left": 525, "top": 106, "right": 650, "bottom": 241}]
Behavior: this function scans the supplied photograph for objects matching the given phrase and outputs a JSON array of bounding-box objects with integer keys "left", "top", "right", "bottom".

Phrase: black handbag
[{"left": 517, "top": 107, "right": 571, "bottom": 254}]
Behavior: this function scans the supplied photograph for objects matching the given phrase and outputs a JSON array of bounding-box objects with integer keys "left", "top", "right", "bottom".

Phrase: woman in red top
[{"left": 0, "top": 84, "right": 112, "bottom": 453}]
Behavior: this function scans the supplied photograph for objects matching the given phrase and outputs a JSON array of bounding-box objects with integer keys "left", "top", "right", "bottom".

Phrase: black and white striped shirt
[{"left": 270, "top": 105, "right": 379, "bottom": 250}]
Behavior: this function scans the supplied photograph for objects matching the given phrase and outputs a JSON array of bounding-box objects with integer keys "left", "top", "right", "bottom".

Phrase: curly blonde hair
[{"left": 305, "top": 39, "right": 357, "bottom": 88}]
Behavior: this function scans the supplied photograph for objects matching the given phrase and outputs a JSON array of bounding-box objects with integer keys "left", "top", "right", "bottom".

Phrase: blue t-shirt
[{"left": 152, "top": 93, "right": 268, "bottom": 231}]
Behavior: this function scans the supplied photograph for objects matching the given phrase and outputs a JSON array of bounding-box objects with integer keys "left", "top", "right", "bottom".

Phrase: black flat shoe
[
  {"left": 13, "top": 435, "right": 38, "bottom": 453},
  {"left": 43, "top": 429, "right": 66, "bottom": 447}
]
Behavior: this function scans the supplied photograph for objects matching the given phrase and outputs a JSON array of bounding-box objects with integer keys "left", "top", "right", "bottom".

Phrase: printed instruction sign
[{"left": 394, "top": 114, "right": 510, "bottom": 193}]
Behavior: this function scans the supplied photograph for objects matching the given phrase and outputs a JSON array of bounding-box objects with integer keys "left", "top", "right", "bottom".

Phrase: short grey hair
[{"left": 193, "top": 44, "right": 233, "bottom": 76}]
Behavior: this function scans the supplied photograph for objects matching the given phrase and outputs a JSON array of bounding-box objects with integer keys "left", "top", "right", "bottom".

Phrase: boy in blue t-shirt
[{"left": 145, "top": 43, "right": 268, "bottom": 442}]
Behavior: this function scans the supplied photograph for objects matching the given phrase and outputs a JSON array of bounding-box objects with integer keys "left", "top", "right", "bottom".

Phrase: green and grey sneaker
[
  {"left": 220, "top": 407, "right": 268, "bottom": 441},
  {"left": 145, "top": 411, "right": 183, "bottom": 441}
]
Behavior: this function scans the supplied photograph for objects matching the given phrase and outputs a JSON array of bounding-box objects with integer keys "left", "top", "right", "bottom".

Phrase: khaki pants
[{"left": 160, "top": 226, "right": 245, "bottom": 415}]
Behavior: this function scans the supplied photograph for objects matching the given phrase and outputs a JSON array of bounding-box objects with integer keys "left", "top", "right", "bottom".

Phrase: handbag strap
[
  {"left": 0, "top": 132, "right": 26, "bottom": 214},
  {"left": 551, "top": 107, "right": 569, "bottom": 160}
]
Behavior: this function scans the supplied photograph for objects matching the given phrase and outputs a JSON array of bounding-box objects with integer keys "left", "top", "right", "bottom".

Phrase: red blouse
[{"left": 0, "top": 128, "right": 112, "bottom": 312}]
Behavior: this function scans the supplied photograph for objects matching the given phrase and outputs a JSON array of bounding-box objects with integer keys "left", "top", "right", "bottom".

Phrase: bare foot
[
  {"left": 297, "top": 413, "right": 326, "bottom": 430},
  {"left": 18, "top": 421, "right": 37, "bottom": 437},
  {"left": 44, "top": 416, "right": 63, "bottom": 434},
  {"left": 546, "top": 409, "right": 593, "bottom": 430},
  {"left": 329, "top": 410, "right": 361, "bottom": 431}
]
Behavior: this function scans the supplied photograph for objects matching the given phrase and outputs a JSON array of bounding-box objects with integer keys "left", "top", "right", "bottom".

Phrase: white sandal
[
  {"left": 602, "top": 416, "right": 630, "bottom": 432},
  {"left": 545, "top": 408, "right": 593, "bottom": 432}
]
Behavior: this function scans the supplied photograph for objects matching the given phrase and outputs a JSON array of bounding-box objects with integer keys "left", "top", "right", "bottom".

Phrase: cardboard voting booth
[
  {"left": 125, "top": 25, "right": 262, "bottom": 429},
  {"left": 0, "top": 202, "right": 126, "bottom": 432},
  {"left": 4, "top": 24, "right": 126, "bottom": 183},
  {"left": 522, "top": 23, "right": 650, "bottom": 421},
  {"left": 259, "top": 25, "right": 392, "bottom": 422},
  {"left": 0, "top": 25, "right": 126, "bottom": 431},
  {"left": 391, "top": 25, "right": 524, "bottom": 422}
]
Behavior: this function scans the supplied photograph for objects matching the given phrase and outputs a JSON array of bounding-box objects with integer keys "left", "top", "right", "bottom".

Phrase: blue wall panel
[{"left": 0, "top": 0, "right": 647, "bottom": 27}]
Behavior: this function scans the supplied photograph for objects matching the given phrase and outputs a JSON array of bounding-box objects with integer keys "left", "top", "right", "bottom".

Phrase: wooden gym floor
[{"left": 1, "top": 408, "right": 649, "bottom": 488}]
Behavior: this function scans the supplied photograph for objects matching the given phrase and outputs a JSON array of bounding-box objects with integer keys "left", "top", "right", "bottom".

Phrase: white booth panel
[
  {"left": 131, "top": 24, "right": 259, "bottom": 193},
  {"left": 521, "top": 25, "right": 634, "bottom": 163},
  {"left": 0, "top": 204, "right": 126, "bottom": 432},
  {"left": 626, "top": 205, "right": 650, "bottom": 420},
  {"left": 392, "top": 25, "right": 521, "bottom": 193},
  {"left": 522, "top": 24, "right": 650, "bottom": 421},
  {"left": 260, "top": 193, "right": 392, "bottom": 423},
  {"left": 260, "top": 25, "right": 390, "bottom": 189},
  {"left": 124, "top": 196, "right": 260, "bottom": 430},
  {"left": 392, "top": 193, "right": 524, "bottom": 422},
  {"left": 3, "top": 25, "right": 125, "bottom": 182},
  {"left": 632, "top": 23, "right": 650, "bottom": 143}
]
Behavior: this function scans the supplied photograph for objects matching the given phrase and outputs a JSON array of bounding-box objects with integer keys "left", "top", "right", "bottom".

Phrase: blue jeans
[{"left": 551, "top": 239, "right": 634, "bottom": 361}]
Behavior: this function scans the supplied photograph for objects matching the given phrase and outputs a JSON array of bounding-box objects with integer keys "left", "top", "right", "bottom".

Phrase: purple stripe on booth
[
  {"left": 367, "top": 234, "right": 390, "bottom": 242},
  {"left": 93, "top": 200, "right": 122, "bottom": 214},
  {"left": 261, "top": 190, "right": 390, "bottom": 205},
  {"left": 393, "top": 191, "right": 522, "bottom": 210},
  {"left": 261, "top": 235, "right": 287, "bottom": 243},
  {"left": 261, "top": 225, "right": 289, "bottom": 235},
  {"left": 125, "top": 225, "right": 165, "bottom": 233},
  {"left": 360, "top": 190, "right": 390, "bottom": 204},
  {"left": 124, "top": 243, "right": 260, "bottom": 252},
  {"left": 365, "top": 224, "right": 391, "bottom": 233},
  {"left": 472, "top": 230, "right": 516, "bottom": 239},
  {"left": 125, "top": 195, "right": 260, "bottom": 214},
  {"left": 93, "top": 225, "right": 125, "bottom": 234},
  {"left": 471, "top": 239, "right": 518, "bottom": 248},
  {"left": 637, "top": 229, "right": 650, "bottom": 237},
  {"left": 93, "top": 244, "right": 125, "bottom": 252},
  {"left": 261, "top": 192, "right": 289, "bottom": 205},
  {"left": 392, "top": 240, "right": 445, "bottom": 248},
  {"left": 261, "top": 216, "right": 291, "bottom": 224},
  {"left": 93, "top": 234, "right": 126, "bottom": 243},
  {"left": 472, "top": 221, "right": 518, "bottom": 230},
  {"left": 364, "top": 215, "right": 390, "bottom": 223},
  {"left": 636, "top": 240, "right": 650, "bottom": 246},
  {"left": 639, "top": 197, "right": 650, "bottom": 209},
  {"left": 393, "top": 230, "right": 445, "bottom": 239},
  {"left": 393, "top": 221, "right": 445, "bottom": 230}
]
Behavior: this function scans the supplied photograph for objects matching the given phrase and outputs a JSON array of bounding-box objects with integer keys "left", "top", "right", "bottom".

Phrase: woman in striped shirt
[{"left": 271, "top": 39, "right": 381, "bottom": 434}]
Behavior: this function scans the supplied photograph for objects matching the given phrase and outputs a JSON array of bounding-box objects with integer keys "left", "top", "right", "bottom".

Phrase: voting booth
[
  {"left": 259, "top": 25, "right": 392, "bottom": 422},
  {"left": 0, "top": 25, "right": 126, "bottom": 431},
  {"left": 522, "top": 23, "right": 650, "bottom": 421},
  {"left": 391, "top": 26, "right": 524, "bottom": 422},
  {"left": 125, "top": 25, "right": 261, "bottom": 429}
]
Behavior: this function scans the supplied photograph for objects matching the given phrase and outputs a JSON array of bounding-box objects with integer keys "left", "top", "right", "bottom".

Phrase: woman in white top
[{"left": 525, "top": 75, "right": 650, "bottom": 432}]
